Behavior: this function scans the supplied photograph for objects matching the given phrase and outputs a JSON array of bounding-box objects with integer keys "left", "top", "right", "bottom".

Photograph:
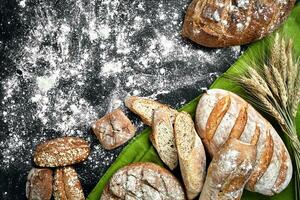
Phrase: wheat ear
[
  {"left": 270, "top": 34, "right": 280, "bottom": 68},
  {"left": 264, "top": 64, "right": 279, "bottom": 97},
  {"left": 287, "top": 39, "right": 296, "bottom": 97},
  {"left": 280, "top": 38, "right": 288, "bottom": 83},
  {"left": 291, "top": 71, "right": 300, "bottom": 118},
  {"left": 272, "top": 65, "right": 288, "bottom": 108},
  {"left": 248, "top": 67, "right": 273, "bottom": 97}
]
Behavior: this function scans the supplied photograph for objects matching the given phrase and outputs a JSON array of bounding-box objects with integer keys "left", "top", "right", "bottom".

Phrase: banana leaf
[{"left": 87, "top": 4, "right": 300, "bottom": 200}]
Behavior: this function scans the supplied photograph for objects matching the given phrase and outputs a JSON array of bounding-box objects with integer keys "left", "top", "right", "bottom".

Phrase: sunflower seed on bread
[
  {"left": 34, "top": 137, "right": 90, "bottom": 167},
  {"left": 125, "top": 96, "right": 178, "bottom": 126},
  {"left": 174, "top": 111, "right": 206, "bottom": 199},
  {"left": 92, "top": 109, "right": 136, "bottom": 150},
  {"left": 53, "top": 166, "right": 85, "bottom": 200},
  {"left": 101, "top": 162, "right": 186, "bottom": 200},
  {"left": 26, "top": 168, "right": 53, "bottom": 200},
  {"left": 151, "top": 109, "right": 178, "bottom": 170}
]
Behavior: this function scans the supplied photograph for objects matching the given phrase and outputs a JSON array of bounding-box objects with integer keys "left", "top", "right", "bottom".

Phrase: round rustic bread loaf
[
  {"left": 182, "top": 0, "right": 296, "bottom": 47},
  {"left": 101, "top": 162, "right": 186, "bottom": 200},
  {"left": 195, "top": 89, "right": 293, "bottom": 196}
]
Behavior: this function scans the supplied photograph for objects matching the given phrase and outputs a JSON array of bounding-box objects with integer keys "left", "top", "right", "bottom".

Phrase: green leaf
[{"left": 87, "top": 4, "right": 300, "bottom": 200}]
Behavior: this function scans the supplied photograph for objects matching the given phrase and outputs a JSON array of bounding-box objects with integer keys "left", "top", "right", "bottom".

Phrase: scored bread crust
[
  {"left": 182, "top": 0, "right": 296, "bottom": 47},
  {"left": 125, "top": 96, "right": 178, "bottom": 126},
  {"left": 92, "top": 109, "right": 136, "bottom": 150},
  {"left": 174, "top": 112, "right": 206, "bottom": 199},
  {"left": 199, "top": 138, "right": 257, "bottom": 200},
  {"left": 34, "top": 137, "right": 90, "bottom": 167},
  {"left": 195, "top": 89, "right": 293, "bottom": 196},
  {"left": 26, "top": 168, "right": 53, "bottom": 200},
  {"left": 100, "top": 162, "right": 186, "bottom": 200},
  {"left": 53, "top": 166, "right": 85, "bottom": 200},
  {"left": 152, "top": 109, "right": 178, "bottom": 170}
]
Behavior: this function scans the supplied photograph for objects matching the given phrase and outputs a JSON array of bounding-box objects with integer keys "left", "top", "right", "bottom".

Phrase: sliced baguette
[
  {"left": 152, "top": 109, "right": 178, "bottom": 170},
  {"left": 174, "top": 111, "right": 206, "bottom": 199},
  {"left": 125, "top": 96, "right": 178, "bottom": 126}
]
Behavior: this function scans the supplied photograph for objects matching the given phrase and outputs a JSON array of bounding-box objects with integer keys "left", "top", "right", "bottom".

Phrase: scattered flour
[{"left": 1, "top": 0, "right": 241, "bottom": 195}]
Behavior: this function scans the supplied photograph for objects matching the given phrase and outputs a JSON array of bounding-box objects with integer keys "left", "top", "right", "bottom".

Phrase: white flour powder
[{"left": 0, "top": 0, "right": 241, "bottom": 182}]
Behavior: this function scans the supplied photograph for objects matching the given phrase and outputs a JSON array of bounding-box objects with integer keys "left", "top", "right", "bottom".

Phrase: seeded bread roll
[
  {"left": 151, "top": 109, "right": 178, "bottom": 170},
  {"left": 200, "top": 138, "right": 257, "bottom": 200},
  {"left": 174, "top": 112, "right": 206, "bottom": 199},
  {"left": 182, "top": 0, "right": 296, "bottom": 47},
  {"left": 101, "top": 162, "right": 186, "bottom": 200},
  {"left": 26, "top": 168, "right": 53, "bottom": 200},
  {"left": 53, "top": 167, "right": 85, "bottom": 200},
  {"left": 92, "top": 109, "right": 136, "bottom": 150},
  {"left": 195, "top": 89, "right": 293, "bottom": 196},
  {"left": 125, "top": 96, "right": 178, "bottom": 126}
]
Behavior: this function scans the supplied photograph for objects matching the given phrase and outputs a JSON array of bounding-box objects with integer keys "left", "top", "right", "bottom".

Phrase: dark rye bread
[
  {"left": 195, "top": 89, "right": 293, "bottom": 195},
  {"left": 34, "top": 137, "right": 90, "bottom": 167},
  {"left": 182, "top": 0, "right": 296, "bottom": 47},
  {"left": 53, "top": 167, "right": 85, "bottom": 200},
  {"left": 100, "top": 162, "right": 186, "bottom": 200},
  {"left": 92, "top": 109, "right": 136, "bottom": 150},
  {"left": 26, "top": 168, "right": 53, "bottom": 200}
]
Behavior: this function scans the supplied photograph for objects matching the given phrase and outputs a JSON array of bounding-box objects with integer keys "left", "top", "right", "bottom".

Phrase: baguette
[
  {"left": 92, "top": 109, "right": 136, "bottom": 150},
  {"left": 199, "top": 138, "right": 256, "bottom": 200},
  {"left": 182, "top": 0, "right": 296, "bottom": 47},
  {"left": 151, "top": 109, "right": 178, "bottom": 170},
  {"left": 101, "top": 162, "right": 186, "bottom": 200},
  {"left": 125, "top": 96, "right": 178, "bottom": 126},
  {"left": 195, "top": 89, "right": 293, "bottom": 195},
  {"left": 174, "top": 112, "right": 206, "bottom": 199}
]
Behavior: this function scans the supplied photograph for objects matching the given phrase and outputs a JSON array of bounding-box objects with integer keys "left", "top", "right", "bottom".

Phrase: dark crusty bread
[
  {"left": 195, "top": 89, "right": 293, "bottom": 195},
  {"left": 125, "top": 96, "right": 178, "bottom": 126},
  {"left": 53, "top": 166, "right": 85, "bottom": 200},
  {"left": 92, "top": 109, "right": 136, "bottom": 150},
  {"left": 34, "top": 137, "right": 90, "bottom": 167},
  {"left": 182, "top": 0, "right": 296, "bottom": 47},
  {"left": 174, "top": 112, "right": 206, "bottom": 199},
  {"left": 151, "top": 109, "right": 178, "bottom": 170},
  {"left": 101, "top": 162, "right": 186, "bottom": 200},
  {"left": 199, "top": 138, "right": 256, "bottom": 200},
  {"left": 26, "top": 168, "right": 53, "bottom": 200}
]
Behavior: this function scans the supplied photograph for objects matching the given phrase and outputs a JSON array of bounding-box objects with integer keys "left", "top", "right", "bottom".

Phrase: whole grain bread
[
  {"left": 101, "top": 162, "right": 186, "bottom": 200},
  {"left": 151, "top": 109, "right": 178, "bottom": 170},
  {"left": 53, "top": 166, "right": 85, "bottom": 200},
  {"left": 174, "top": 112, "right": 206, "bottom": 199},
  {"left": 125, "top": 96, "right": 178, "bottom": 126},
  {"left": 34, "top": 137, "right": 90, "bottom": 167},
  {"left": 26, "top": 168, "right": 53, "bottom": 200},
  {"left": 92, "top": 109, "right": 136, "bottom": 150},
  {"left": 182, "top": 0, "right": 296, "bottom": 47},
  {"left": 195, "top": 89, "right": 293, "bottom": 195},
  {"left": 199, "top": 138, "right": 257, "bottom": 200}
]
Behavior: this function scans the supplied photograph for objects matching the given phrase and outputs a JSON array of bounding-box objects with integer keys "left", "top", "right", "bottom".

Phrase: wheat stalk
[{"left": 236, "top": 34, "right": 300, "bottom": 200}]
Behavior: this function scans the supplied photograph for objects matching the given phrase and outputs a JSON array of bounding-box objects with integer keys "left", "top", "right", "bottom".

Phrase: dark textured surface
[{"left": 0, "top": 0, "right": 244, "bottom": 199}]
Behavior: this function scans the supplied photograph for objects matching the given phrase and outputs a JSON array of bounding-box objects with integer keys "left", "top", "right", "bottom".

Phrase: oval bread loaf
[
  {"left": 174, "top": 112, "right": 206, "bottom": 199},
  {"left": 200, "top": 138, "right": 257, "bottom": 200},
  {"left": 34, "top": 137, "right": 90, "bottom": 167},
  {"left": 101, "top": 162, "right": 186, "bottom": 200},
  {"left": 182, "top": 0, "right": 295, "bottom": 47},
  {"left": 195, "top": 89, "right": 293, "bottom": 196}
]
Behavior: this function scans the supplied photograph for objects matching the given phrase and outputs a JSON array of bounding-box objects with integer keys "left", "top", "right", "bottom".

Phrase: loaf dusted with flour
[
  {"left": 199, "top": 138, "right": 257, "bottom": 200},
  {"left": 101, "top": 162, "right": 186, "bottom": 200},
  {"left": 182, "top": 0, "right": 295, "bottom": 47},
  {"left": 174, "top": 112, "right": 206, "bottom": 199},
  {"left": 195, "top": 89, "right": 293, "bottom": 195}
]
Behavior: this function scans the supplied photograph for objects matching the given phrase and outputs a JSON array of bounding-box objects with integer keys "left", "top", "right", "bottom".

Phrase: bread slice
[
  {"left": 152, "top": 109, "right": 178, "bottom": 170},
  {"left": 101, "top": 162, "right": 185, "bottom": 200},
  {"left": 174, "top": 111, "right": 206, "bottom": 199},
  {"left": 125, "top": 96, "right": 178, "bottom": 126}
]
